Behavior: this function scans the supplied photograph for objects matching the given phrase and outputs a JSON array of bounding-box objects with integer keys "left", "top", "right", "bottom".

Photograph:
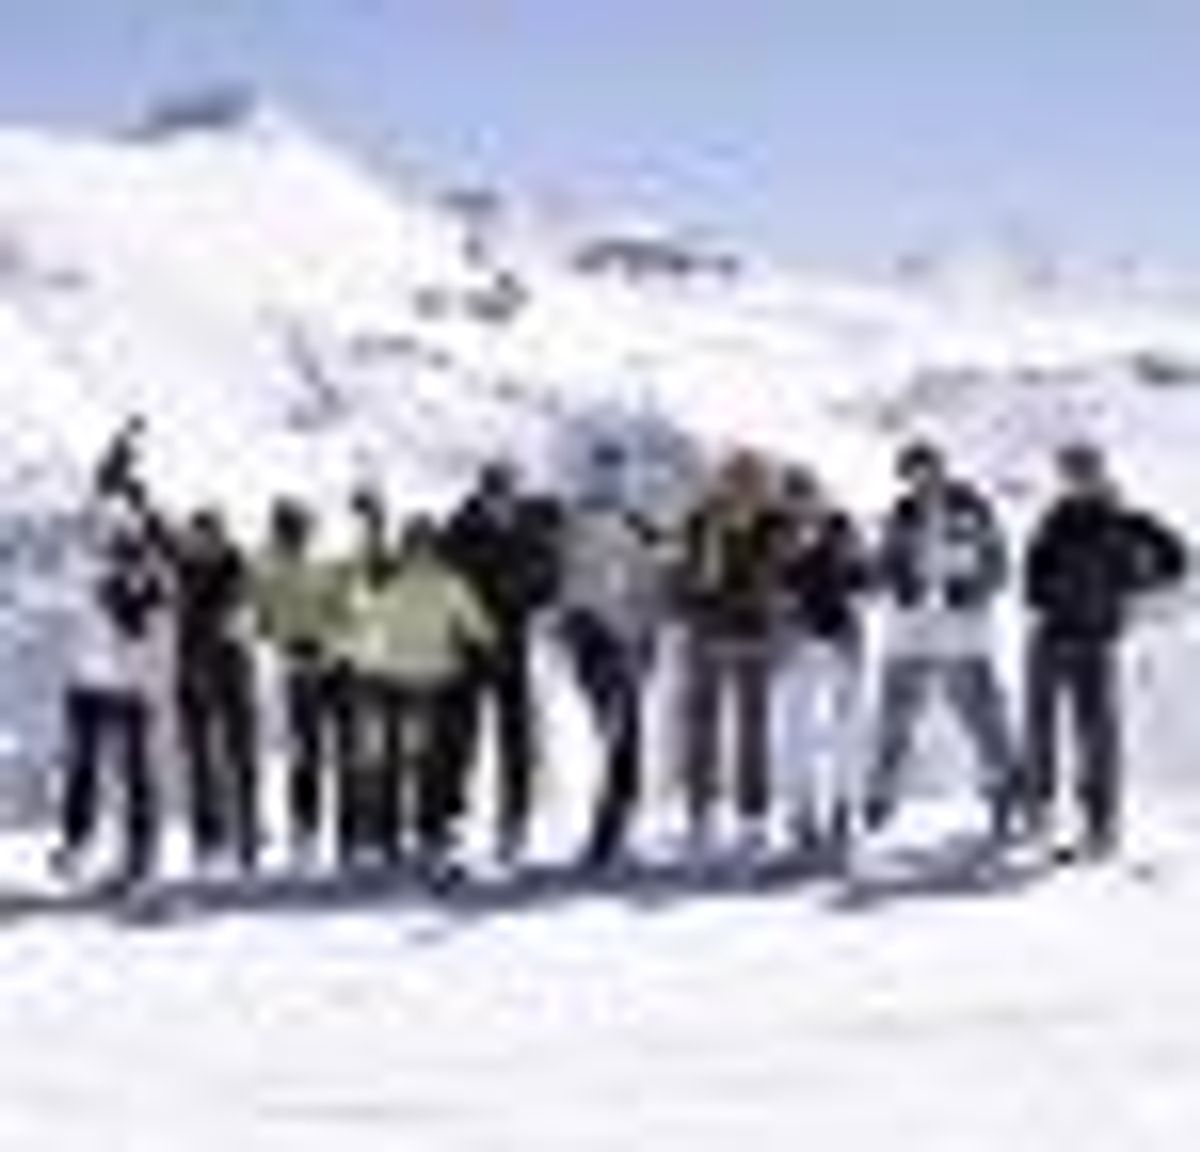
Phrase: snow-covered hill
[
  {"left": 2, "top": 92, "right": 1200, "bottom": 793},
  {"left": 2, "top": 94, "right": 1200, "bottom": 523}
]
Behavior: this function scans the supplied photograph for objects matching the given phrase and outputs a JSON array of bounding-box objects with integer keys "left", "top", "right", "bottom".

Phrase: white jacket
[
  {"left": 559, "top": 500, "right": 663, "bottom": 648},
  {"left": 881, "top": 496, "right": 1003, "bottom": 662},
  {"left": 67, "top": 494, "right": 165, "bottom": 696}
]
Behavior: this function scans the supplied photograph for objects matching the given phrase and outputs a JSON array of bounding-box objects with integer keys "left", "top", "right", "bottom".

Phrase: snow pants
[
  {"left": 560, "top": 612, "right": 648, "bottom": 864},
  {"left": 484, "top": 628, "right": 539, "bottom": 855},
  {"left": 340, "top": 674, "right": 468, "bottom": 863},
  {"left": 773, "top": 637, "right": 863, "bottom": 839},
  {"left": 868, "top": 653, "right": 1021, "bottom": 829},
  {"left": 281, "top": 653, "right": 351, "bottom": 849},
  {"left": 679, "top": 630, "right": 774, "bottom": 831},
  {"left": 178, "top": 645, "right": 260, "bottom": 868},
  {"left": 60, "top": 685, "right": 156, "bottom": 876},
  {"left": 1024, "top": 630, "right": 1122, "bottom": 851}
]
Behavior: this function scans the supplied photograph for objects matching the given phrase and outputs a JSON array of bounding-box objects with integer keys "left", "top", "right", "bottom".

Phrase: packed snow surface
[{"left": 2, "top": 801, "right": 1200, "bottom": 1150}]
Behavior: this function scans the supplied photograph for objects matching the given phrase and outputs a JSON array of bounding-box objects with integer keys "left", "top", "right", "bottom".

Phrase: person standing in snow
[
  {"left": 337, "top": 515, "right": 494, "bottom": 880},
  {"left": 1023, "top": 443, "right": 1188, "bottom": 859},
  {"left": 443, "top": 462, "right": 561, "bottom": 866},
  {"left": 171, "top": 508, "right": 262, "bottom": 874},
  {"left": 253, "top": 498, "right": 346, "bottom": 866},
  {"left": 773, "top": 466, "right": 870, "bottom": 869},
  {"left": 326, "top": 486, "right": 399, "bottom": 866},
  {"left": 865, "top": 441, "right": 1021, "bottom": 838},
  {"left": 51, "top": 476, "right": 170, "bottom": 887},
  {"left": 674, "top": 450, "right": 788, "bottom": 859},
  {"left": 557, "top": 442, "right": 666, "bottom": 870}
]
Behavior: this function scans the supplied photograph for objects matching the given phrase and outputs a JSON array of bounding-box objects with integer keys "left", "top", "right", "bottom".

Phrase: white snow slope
[
  {"left": 2, "top": 96, "right": 1200, "bottom": 1149},
  {"left": 3, "top": 794, "right": 1200, "bottom": 1151},
  {"left": 3, "top": 96, "right": 1200, "bottom": 523}
]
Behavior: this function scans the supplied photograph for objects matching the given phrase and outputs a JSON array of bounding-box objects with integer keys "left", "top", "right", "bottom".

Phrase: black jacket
[
  {"left": 1025, "top": 495, "right": 1188, "bottom": 641},
  {"left": 172, "top": 538, "right": 253, "bottom": 685},
  {"left": 443, "top": 493, "right": 561, "bottom": 632},
  {"left": 780, "top": 511, "right": 869, "bottom": 645}
]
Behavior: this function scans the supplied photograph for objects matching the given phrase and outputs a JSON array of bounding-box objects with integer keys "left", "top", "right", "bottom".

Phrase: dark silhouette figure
[
  {"left": 1024, "top": 443, "right": 1188, "bottom": 857},
  {"left": 172, "top": 510, "right": 261, "bottom": 871},
  {"left": 443, "top": 463, "right": 560, "bottom": 864}
]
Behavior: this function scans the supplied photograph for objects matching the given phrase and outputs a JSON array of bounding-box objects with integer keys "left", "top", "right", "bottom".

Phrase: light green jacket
[
  {"left": 254, "top": 553, "right": 347, "bottom": 654},
  {"left": 339, "top": 557, "right": 494, "bottom": 685}
]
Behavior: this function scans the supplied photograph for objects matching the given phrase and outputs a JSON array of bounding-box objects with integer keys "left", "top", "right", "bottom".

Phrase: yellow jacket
[
  {"left": 338, "top": 557, "right": 494, "bottom": 685},
  {"left": 253, "top": 553, "right": 347, "bottom": 654}
]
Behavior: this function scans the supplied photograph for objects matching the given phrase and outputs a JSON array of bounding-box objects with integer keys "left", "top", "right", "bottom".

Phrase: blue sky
[{"left": 1, "top": 0, "right": 1198, "bottom": 266}]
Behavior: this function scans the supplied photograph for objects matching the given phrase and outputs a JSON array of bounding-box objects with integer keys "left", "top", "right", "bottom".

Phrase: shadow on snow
[{"left": 0, "top": 833, "right": 1056, "bottom": 932}]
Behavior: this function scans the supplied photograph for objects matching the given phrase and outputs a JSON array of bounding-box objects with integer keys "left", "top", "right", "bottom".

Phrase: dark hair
[
  {"left": 479, "top": 459, "right": 518, "bottom": 493},
  {"left": 781, "top": 464, "right": 819, "bottom": 499},
  {"left": 590, "top": 440, "right": 626, "bottom": 468},
  {"left": 350, "top": 486, "right": 387, "bottom": 527},
  {"left": 401, "top": 514, "right": 443, "bottom": 556},
  {"left": 188, "top": 507, "right": 226, "bottom": 538},
  {"left": 269, "top": 498, "right": 313, "bottom": 547},
  {"left": 1057, "top": 440, "right": 1106, "bottom": 480},
  {"left": 896, "top": 439, "right": 944, "bottom": 479}
]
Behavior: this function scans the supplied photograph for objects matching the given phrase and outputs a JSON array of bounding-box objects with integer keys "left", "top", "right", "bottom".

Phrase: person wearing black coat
[
  {"left": 442, "top": 462, "right": 561, "bottom": 865},
  {"left": 1023, "top": 443, "right": 1189, "bottom": 858},
  {"left": 778, "top": 471, "right": 867, "bottom": 649},
  {"left": 171, "top": 509, "right": 261, "bottom": 871},
  {"left": 774, "top": 467, "right": 870, "bottom": 864}
]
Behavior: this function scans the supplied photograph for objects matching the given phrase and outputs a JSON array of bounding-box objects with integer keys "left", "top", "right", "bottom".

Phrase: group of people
[{"left": 50, "top": 420, "right": 1190, "bottom": 895}]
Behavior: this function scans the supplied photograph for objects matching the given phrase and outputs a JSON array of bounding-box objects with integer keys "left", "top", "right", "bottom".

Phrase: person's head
[
  {"left": 582, "top": 439, "right": 629, "bottom": 506},
  {"left": 400, "top": 514, "right": 443, "bottom": 563},
  {"left": 780, "top": 464, "right": 825, "bottom": 521},
  {"left": 896, "top": 439, "right": 948, "bottom": 499},
  {"left": 1056, "top": 440, "right": 1112, "bottom": 499},
  {"left": 350, "top": 486, "right": 387, "bottom": 541},
  {"left": 186, "top": 507, "right": 228, "bottom": 553},
  {"left": 716, "top": 448, "right": 771, "bottom": 511},
  {"left": 478, "top": 459, "right": 519, "bottom": 507},
  {"left": 268, "top": 498, "right": 314, "bottom": 556}
]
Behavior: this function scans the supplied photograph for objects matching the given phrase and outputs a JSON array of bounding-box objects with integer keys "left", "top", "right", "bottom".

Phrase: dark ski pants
[
  {"left": 561, "top": 613, "right": 646, "bottom": 864},
  {"left": 1025, "top": 631, "right": 1121, "bottom": 850},
  {"left": 680, "top": 631, "right": 773, "bottom": 832},
  {"left": 437, "top": 674, "right": 484, "bottom": 824},
  {"left": 281, "top": 654, "right": 346, "bottom": 847},
  {"left": 487, "top": 629, "right": 539, "bottom": 854},
  {"left": 60, "top": 686, "right": 156, "bottom": 875},
  {"left": 340, "top": 675, "right": 467, "bottom": 863},
  {"left": 178, "top": 649, "right": 260, "bottom": 867},
  {"left": 868, "top": 654, "right": 1021, "bottom": 830}
]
